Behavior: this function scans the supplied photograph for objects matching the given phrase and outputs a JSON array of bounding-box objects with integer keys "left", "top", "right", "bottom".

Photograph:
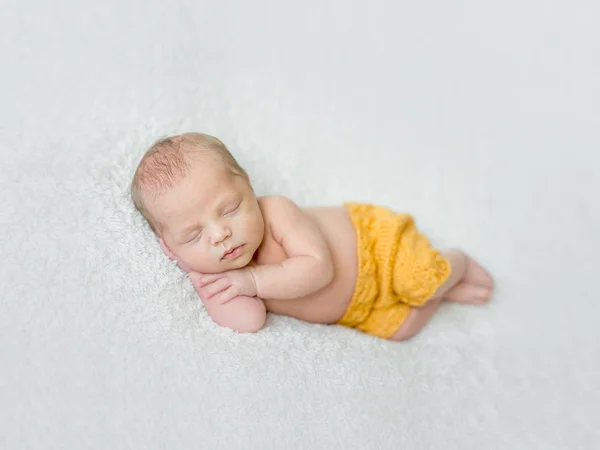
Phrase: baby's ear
[{"left": 159, "top": 237, "right": 176, "bottom": 260}]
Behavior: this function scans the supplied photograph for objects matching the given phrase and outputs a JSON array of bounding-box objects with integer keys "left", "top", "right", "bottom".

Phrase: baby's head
[{"left": 131, "top": 132, "right": 265, "bottom": 274}]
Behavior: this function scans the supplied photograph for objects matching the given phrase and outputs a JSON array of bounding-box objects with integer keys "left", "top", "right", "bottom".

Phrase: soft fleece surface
[{"left": 1, "top": 1, "right": 598, "bottom": 449}]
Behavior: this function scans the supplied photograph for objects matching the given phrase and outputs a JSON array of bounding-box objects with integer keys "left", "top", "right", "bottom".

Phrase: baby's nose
[{"left": 210, "top": 227, "right": 231, "bottom": 245}]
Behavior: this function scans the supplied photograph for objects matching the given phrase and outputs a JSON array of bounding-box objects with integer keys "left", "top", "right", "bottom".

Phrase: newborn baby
[{"left": 130, "top": 132, "right": 494, "bottom": 341}]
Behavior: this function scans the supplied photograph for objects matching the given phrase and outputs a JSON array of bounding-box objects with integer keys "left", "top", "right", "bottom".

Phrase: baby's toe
[{"left": 474, "top": 286, "right": 493, "bottom": 303}]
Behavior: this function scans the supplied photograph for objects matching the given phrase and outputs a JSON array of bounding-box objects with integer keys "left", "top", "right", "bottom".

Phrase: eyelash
[
  {"left": 223, "top": 201, "right": 241, "bottom": 215},
  {"left": 184, "top": 200, "right": 241, "bottom": 244},
  {"left": 186, "top": 230, "right": 202, "bottom": 244}
]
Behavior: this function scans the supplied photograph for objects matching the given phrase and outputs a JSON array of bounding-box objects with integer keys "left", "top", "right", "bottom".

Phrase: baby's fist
[
  {"left": 217, "top": 268, "right": 258, "bottom": 302},
  {"left": 189, "top": 268, "right": 257, "bottom": 304}
]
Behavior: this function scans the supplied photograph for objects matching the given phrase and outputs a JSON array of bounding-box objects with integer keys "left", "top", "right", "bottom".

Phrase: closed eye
[
  {"left": 224, "top": 201, "right": 241, "bottom": 215},
  {"left": 185, "top": 230, "right": 202, "bottom": 244}
]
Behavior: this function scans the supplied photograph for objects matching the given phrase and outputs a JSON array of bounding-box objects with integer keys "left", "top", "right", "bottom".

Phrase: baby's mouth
[{"left": 221, "top": 244, "right": 245, "bottom": 261}]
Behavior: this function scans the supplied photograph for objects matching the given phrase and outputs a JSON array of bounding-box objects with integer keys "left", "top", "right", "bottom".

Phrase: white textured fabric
[{"left": 1, "top": 1, "right": 599, "bottom": 449}]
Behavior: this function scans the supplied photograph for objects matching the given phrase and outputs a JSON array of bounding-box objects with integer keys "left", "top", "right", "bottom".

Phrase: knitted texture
[{"left": 337, "top": 203, "right": 451, "bottom": 339}]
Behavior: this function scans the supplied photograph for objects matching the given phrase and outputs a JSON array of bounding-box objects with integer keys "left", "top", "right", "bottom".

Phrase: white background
[{"left": 1, "top": 1, "right": 598, "bottom": 448}]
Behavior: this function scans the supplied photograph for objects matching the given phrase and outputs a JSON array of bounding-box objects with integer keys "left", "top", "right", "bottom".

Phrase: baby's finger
[
  {"left": 202, "top": 278, "right": 231, "bottom": 299},
  {"left": 213, "top": 286, "right": 238, "bottom": 305},
  {"left": 197, "top": 273, "right": 226, "bottom": 288}
]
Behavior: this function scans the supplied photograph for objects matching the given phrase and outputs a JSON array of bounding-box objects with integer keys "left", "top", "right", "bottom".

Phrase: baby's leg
[
  {"left": 388, "top": 297, "right": 442, "bottom": 341},
  {"left": 389, "top": 250, "right": 492, "bottom": 341}
]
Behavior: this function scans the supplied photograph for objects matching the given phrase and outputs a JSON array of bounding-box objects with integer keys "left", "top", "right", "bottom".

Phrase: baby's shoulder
[
  {"left": 257, "top": 194, "right": 297, "bottom": 208},
  {"left": 255, "top": 196, "right": 302, "bottom": 241},
  {"left": 257, "top": 195, "right": 302, "bottom": 218},
  {"left": 257, "top": 195, "right": 347, "bottom": 217}
]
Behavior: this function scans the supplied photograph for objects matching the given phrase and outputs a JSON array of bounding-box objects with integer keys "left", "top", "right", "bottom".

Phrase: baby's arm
[
  {"left": 249, "top": 196, "right": 334, "bottom": 300},
  {"left": 204, "top": 295, "right": 266, "bottom": 333},
  {"left": 162, "top": 237, "right": 266, "bottom": 333},
  {"left": 189, "top": 272, "right": 266, "bottom": 333}
]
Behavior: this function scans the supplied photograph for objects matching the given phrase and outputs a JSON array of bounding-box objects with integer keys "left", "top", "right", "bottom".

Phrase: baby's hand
[{"left": 192, "top": 268, "right": 258, "bottom": 304}]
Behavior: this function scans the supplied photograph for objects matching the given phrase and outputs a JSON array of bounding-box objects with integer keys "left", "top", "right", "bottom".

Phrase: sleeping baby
[{"left": 130, "top": 132, "right": 494, "bottom": 341}]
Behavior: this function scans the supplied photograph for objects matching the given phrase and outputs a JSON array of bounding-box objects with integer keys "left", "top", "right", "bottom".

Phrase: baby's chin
[{"left": 220, "top": 251, "right": 254, "bottom": 270}]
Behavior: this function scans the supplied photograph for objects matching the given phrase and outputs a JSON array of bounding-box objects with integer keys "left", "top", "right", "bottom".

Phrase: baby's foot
[
  {"left": 444, "top": 281, "right": 492, "bottom": 304},
  {"left": 463, "top": 255, "right": 494, "bottom": 290}
]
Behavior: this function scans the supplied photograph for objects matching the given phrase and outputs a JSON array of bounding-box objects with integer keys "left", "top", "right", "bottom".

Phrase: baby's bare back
[{"left": 253, "top": 205, "right": 358, "bottom": 324}]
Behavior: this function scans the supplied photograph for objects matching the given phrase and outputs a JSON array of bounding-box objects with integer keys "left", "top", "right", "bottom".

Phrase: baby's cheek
[
  {"left": 176, "top": 259, "right": 192, "bottom": 273},
  {"left": 175, "top": 247, "right": 199, "bottom": 273},
  {"left": 180, "top": 245, "right": 213, "bottom": 273}
]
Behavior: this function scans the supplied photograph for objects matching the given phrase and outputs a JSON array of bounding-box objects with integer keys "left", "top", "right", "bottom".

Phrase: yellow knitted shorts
[{"left": 336, "top": 203, "right": 451, "bottom": 339}]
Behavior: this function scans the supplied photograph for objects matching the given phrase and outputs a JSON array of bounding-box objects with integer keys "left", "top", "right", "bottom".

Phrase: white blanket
[{"left": 2, "top": 1, "right": 598, "bottom": 448}]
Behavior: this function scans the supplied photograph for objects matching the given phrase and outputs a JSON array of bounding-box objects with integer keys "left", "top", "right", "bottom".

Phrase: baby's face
[{"left": 147, "top": 160, "right": 264, "bottom": 274}]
